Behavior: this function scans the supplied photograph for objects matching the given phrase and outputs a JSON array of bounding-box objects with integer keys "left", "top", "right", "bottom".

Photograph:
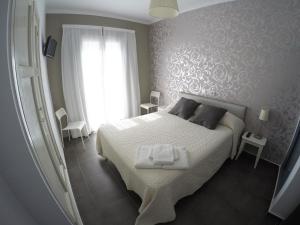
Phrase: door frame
[{"left": 9, "top": 0, "right": 83, "bottom": 225}]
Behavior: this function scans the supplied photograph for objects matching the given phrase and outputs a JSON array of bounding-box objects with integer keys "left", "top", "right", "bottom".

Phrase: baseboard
[
  {"left": 244, "top": 150, "right": 281, "bottom": 167},
  {"left": 268, "top": 208, "right": 285, "bottom": 220}
]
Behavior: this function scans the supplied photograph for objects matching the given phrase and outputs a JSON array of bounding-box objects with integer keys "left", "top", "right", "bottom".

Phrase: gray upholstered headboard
[{"left": 179, "top": 92, "right": 247, "bottom": 121}]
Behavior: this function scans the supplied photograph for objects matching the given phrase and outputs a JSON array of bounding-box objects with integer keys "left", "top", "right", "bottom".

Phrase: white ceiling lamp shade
[{"left": 149, "top": 0, "right": 179, "bottom": 19}]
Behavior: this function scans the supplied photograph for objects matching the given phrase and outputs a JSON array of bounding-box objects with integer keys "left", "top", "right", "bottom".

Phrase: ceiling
[{"left": 45, "top": 0, "right": 234, "bottom": 24}]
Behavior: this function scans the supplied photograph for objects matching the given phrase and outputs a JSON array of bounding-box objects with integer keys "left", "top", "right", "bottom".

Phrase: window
[{"left": 81, "top": 38, "right": 128, "bottom": 131}]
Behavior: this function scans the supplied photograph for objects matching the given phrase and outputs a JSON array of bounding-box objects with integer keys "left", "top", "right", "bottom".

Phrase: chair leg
[
  {"left": 85, "top": 124, "right": 89, "bottom": 139},
  {"left": 60, "top": 129, "right": 64, "bottom": 148},
  {"left": 80, "top": 129, "right": 85, "bottom": 146},
  {"left": 68, "top": 130, "right": 71, "bottom": 142}
]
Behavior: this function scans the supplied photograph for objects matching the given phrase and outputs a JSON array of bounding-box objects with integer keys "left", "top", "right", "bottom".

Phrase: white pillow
[{"left": 219, "top": 112, "right": 245, "bottom": 159}]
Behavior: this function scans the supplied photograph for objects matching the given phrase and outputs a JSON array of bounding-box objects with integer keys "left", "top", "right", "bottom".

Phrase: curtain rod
[{"left": 62, "top": 24, "right": 135, "bottom": 34}]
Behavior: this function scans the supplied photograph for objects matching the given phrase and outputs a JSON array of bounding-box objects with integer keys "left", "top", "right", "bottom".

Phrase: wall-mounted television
[{"left": 43, "top": 36, "right": 57, "bottom": 58}]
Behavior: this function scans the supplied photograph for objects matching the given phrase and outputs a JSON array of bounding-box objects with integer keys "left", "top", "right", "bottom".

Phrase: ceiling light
[{"left": 149, "top": 0, "right": 179, "bottom": 19}]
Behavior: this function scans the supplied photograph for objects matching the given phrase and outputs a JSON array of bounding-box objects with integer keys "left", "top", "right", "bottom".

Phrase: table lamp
[{"left": 254, "top": 108, "right": 269, "bottom": 139}]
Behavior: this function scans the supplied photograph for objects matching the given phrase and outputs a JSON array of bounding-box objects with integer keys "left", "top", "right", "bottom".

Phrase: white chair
[
  {"left": 140, "top": 91, "right": 160, "bottom": 114},
  {"left": 55, "top": 108, "right": 87, "bottom": 147}
]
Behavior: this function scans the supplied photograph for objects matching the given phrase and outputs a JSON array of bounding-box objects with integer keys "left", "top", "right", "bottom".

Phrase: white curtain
[{"left": 61, "top": 25, "right": 140, "bottom": 135}]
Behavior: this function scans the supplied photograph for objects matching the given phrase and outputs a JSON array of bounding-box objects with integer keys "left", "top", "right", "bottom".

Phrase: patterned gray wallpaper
[{"left": 149, "top": 0, "right": 300, "bottom": 164}]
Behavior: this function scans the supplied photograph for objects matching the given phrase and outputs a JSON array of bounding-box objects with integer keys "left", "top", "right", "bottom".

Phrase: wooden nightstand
[{"left": 236, "top": 131, "right": 267, "bottom": 168}]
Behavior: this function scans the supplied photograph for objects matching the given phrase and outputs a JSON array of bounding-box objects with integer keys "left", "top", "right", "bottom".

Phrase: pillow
[
  {"left": 169, "top": 97, "right": 200, "bottom": 119},
  {"left": 189, "top": 104, "right": 227, "bottom": 129},
  {"left": 219, "top": 112, "right": 245, "bottom": 158},
  {"left": 188, "top": 105, "right": 203, "bottom": 121}
]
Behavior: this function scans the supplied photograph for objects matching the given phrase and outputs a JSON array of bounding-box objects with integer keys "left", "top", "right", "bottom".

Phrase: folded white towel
[
  {"left": 152, "top": 144, "right": 175, "bottom": 165},
  {"left": 135, "top": 145, "right": 189, "bottom": 170},
  {"left": 163, "top": 147, "right": 189, "bottom": 170},
  {"left": 148, "top": 145, "right": 179, "bottom": 162},
  {"left": 135, "top": 146, "right": 162, "bottom": 169}
]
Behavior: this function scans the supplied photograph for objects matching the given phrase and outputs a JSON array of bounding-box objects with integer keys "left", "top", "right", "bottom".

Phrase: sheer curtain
[{"left": 61, "top": 25, "right": 140, "bottom": 135}]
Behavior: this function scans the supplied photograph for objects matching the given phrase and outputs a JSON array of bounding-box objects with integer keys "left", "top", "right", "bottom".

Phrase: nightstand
[{"left": 236, "top": 131, "right": 267, "bottom": 168}]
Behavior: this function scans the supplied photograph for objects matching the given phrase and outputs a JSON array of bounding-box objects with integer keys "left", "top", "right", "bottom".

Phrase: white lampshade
[
  {"left": 149, "top": 0, "right": 179, "bottom": 19},
  {"left": 259, "top": 108, "right": 269, "bottom": 122}
]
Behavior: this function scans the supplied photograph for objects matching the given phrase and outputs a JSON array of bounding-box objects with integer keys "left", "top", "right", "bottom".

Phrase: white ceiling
[{"left": 45, "top": 0, "right": 234, "bottom": 24}]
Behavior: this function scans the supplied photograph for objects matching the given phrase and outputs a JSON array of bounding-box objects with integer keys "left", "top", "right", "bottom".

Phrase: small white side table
[{"left": 236, "top": 132, "right": 267, "bottom": 168}]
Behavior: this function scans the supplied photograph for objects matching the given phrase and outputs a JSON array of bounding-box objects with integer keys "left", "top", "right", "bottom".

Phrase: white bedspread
[{"left": 96, "top": 111, "right": 244, "bottom": 225}]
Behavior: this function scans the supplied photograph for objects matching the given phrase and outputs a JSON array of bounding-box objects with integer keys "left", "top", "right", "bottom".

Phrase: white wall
[
  {"left": 0, "top": 1, "right": 72, "bottom": 225},
  {"left": 36, "top": 0, "right": 46, "bottom": 30}
]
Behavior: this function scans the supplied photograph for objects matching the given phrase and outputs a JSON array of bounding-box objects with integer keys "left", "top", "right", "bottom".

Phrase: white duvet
[{"left": 96, "top": 111, "right": 244, "bottom": 225}]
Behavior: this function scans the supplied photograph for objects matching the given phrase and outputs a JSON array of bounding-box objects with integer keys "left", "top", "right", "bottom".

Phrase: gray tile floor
[{"left": 64, "top": 134, "right": 281, "bottom": 225}]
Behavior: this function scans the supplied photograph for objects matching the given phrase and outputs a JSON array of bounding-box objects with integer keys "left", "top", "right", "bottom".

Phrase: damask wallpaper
[{"left": 149, "top": 0, "right": 300, "bottom": 164}]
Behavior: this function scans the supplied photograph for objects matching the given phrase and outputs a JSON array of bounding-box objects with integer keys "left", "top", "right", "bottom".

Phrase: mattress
[{"left": 96, "top": 111, "right": 244, "bottom": 225}]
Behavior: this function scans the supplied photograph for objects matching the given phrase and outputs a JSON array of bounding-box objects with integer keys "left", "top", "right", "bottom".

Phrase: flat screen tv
[{"left": 44, "top": 36, "right": 57, "bottom": 58}]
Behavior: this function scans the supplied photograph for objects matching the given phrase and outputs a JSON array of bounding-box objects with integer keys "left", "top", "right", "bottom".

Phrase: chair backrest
[
  {"left": 55, "top": 108, "right": 69, "bottom": 130},
  {"left": 55, "top": 108, "right": 67, "bottom": 121},
  {"left": 150, "top": 91, "right": 160, "bottom": 105}
]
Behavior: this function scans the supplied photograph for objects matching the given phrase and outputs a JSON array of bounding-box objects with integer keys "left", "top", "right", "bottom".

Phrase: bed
[{"left": 96, "top": 92, "right": 246, "bottom": 225}]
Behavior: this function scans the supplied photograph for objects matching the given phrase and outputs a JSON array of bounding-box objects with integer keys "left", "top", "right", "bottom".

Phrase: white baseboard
[
  {"left": 268, "top": 208, "right": 285, "bottom": 220},
  {"left": 244, "top": 150, "right": 281, "bottom": 166}
]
